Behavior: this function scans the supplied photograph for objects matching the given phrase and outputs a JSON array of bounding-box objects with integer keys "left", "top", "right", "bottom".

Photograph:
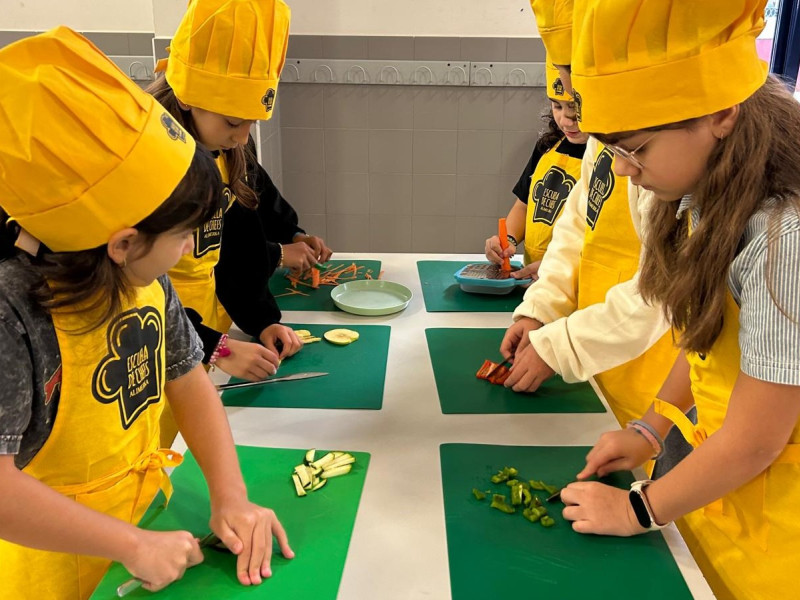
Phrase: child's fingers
[{"left": 271, "top": 517, "right": 294, "bottom": 559}]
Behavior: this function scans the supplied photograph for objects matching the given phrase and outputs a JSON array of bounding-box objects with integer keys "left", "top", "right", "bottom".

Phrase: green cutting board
[
  {"left": 222, "top": 324, "right": 389, "bottom": 409},
  {"left": 91, "top": 445, "right": 370, "bottom": 600},
  {"left": 417, "top": 260, "right": 526, "bottom": 312},
  {"left": 441, "top": 444, "right": 693, "bottom": 600},
  {"left": 426, "top": 328, "right": 605, "bottom": 414},
  {"left": 269, "top": 260, "right": 382, "bottom": 311}
]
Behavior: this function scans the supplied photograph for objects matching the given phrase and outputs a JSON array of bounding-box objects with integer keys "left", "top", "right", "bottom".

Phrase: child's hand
[
  {"left": 503, "top": 342, "right": 555, "bottom": 393},
  {"left": 123, "top": 529, "right": 204, "bottom": 592},
  {"left": 281, "top": 242, "right": 318, "bottom": 271},
  {"left": 499, "top": 317, "right": 543, "bottom": 361},
  {"left": 294, "top": 234, "right": 332, "bottom": 263},
  {"left": 484, "top": 235, "right": 515, "bottom": 265},
  {"left": 209, "top": 498, "right": 294, "bottom": 586},
  {"left": 215, "top": 339, "right": 280, "bottom": 381},
  {"left": 560, "top": 482, "right": 644, "bottom": 536},
  {"left": 576, "top": 429, "right": 654, "bottom": 480},
  {"left": 511, "top": 260, "right": 540, "bottom": 281},
  {"left": 259, "top": 324, "right": 303, "bottom": 360}
]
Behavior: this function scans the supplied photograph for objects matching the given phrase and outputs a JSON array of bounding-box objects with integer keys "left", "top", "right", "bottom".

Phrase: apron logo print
[
  {"left": 44, "top": 365, "right": 62, "bottom": 406},
  {"left": 193, "top": 192, "right": 228, "bottom": 258},
  {"left": 552, "top": 77, "right": 565, "bottom": 97},
  {"left": 573, "top": 89, "right": 583, "bottom": 122},
  {"left": 92, "top": 307, "right": 163, "bottom": 430},
  {"left": 262, "top": 88, "right": 276, "bottom": 113},
  {"left": 160, "top": 112, "right": 187, "bottom": 143},
  {"left": 532, "top": 165, "right": 576, "bottom": 226},
  {"left": 585, "top": 147, "right": 616, "bottom": 230}
]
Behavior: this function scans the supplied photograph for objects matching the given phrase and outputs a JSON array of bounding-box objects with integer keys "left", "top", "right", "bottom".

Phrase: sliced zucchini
[
  {"left": 320, "top": 464, "right": 352, "bottom": 478},
  {"left": 311, "top": 479, "right": 328, "bottom": 491},
  {"left": 291, "top": 473, "right": 306, "bottom": 497},
  {"left": 323, "top": 329, "right": 360, "bottom": 345},
  {"left": 304, "top": 448, "right": 316, "bottom": 464}
]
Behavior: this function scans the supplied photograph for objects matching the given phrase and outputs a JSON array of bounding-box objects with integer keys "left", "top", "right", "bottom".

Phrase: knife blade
[{"left": 215, "top": 371, "right": 328, "bottom": 391}]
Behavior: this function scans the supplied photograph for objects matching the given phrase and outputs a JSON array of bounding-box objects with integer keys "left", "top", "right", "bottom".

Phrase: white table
[{"left": 187, "top": 252, "right": 715, "bottom": 599}]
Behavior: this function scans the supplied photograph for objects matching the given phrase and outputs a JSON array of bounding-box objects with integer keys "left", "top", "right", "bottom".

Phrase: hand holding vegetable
[
  {"left": 499, "top": 317, "right": 542, "bottom": 361},
  {"left": 121, "top": 529, "right": 204, "bottom": 592},
  {"left": 209, "top": 496, "right": 294, "bottom": 586},
  {"left": 215, "top": 338, "right": 280, "bottom": 381},
  {"left": 502, "top": 341, "right": 555, "bottom": 393},
  {"left": 293, "top": 233, "right": 333, "bottom": 263},
  {"left": 484, "top": 234, "right": 516, "bottom": 265},
  {"left": 259, "top": 324, "right": 303, "bottom": 360},
  {"left": 560, "top": 481, "right": 645, "bottom": 536},
  {"left": 577, "top": 429, "right": 655, "bottom": 480},
  {"left": 281, "top": 242, "right": 318, "bottom": 271}
]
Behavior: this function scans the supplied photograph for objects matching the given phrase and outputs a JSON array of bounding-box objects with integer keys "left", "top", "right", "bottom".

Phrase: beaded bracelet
[
  {"left": 506, "top": 234, "right": 518, "bottom": 247},
  {"left": 277, "top": 243, "right": 285, "bottom": 268},
  {"left": 208, "top": 333, "right": 231, "bottom": 371},
  {"left": 627, "top": 419, "right": 665, "bottom": 459}
]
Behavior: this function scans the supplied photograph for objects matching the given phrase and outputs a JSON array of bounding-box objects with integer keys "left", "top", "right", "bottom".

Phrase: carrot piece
[
  {"left": 311, "top": 267, "right": 320, "bottom": 289},
  {"left": 498, "top": 218, "right": 511, "bottom": 272}
]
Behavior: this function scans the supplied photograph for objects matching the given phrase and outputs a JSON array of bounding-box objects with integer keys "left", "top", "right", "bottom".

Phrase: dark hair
[
  {"left": 595, "top": 76, "right": 800, "bottom": 352},
  {"left": 146, "top": 74, "right": 258, "bottom": 209},
  {"left": 1, "top": 145, "right": 223, "bottom": 331},
  {"left": 536, "top": 105, "right": 564, "bottom": 154}
]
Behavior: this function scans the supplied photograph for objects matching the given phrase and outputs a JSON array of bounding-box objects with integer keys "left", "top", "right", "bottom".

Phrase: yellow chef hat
[
  {"left": 545, "top": 57, "right": 571, "bottom": 100},
  {"left": 571, "top": 0, "right": 768, "bottom": 133},
  {"left": 530, "top": 0, "right": 574, "bottom": 66},
  {"left": 158, "top": 0, "right": 291, "bottom": 121},
  {"left": 0, "top": 27, "right": 196, "bottom": 253}
]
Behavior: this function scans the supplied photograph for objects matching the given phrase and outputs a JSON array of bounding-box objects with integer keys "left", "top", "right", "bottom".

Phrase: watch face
[{"left": 629, "top": 489, "right": 652, "bottom": 529}]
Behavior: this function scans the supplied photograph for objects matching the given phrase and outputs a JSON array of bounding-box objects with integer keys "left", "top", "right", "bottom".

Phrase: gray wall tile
[
  {"left": 369, "top": 130, "right": 412, "bottom": 173},
  {"left": 278, "top": 84, "right": 324, "bottom": 128},
  {"left": 259, "top": 134, "right": 275, "bottom": 177},
  {"left": 503, "top": 88, "right": 548, "bottom": 132},
  {"left": 326, "top": 214, "right": 370, "bottom": 252},
  {"left": 322, "top": 36, "right": 369, "bottom": 59},
  {"left": 128, "top": 32, "right": 154, "bottom": 55},
  {"left": 498, "top": 174, "right": 522, "bottom": 217},
  {"left": 369, "top": 174, "right": 413, "bottom": 215},
  {"left": 412, "top": 174, "right": 456, "bottom": 216},
  {"left": 287, "top": 35, "right": 323, "bottom": 59},
  {"left": 412, "top": 216, "right": 456, "bottom": 252},
  {"left": 413, "top": 130, "right": 458, "bottom": 174},
  {"left": 282, "top": 172, "right": 326, "bottom": 214},
  {"left": 368, "top": 86, "right": 414, "bottom": 130},
  {"left": 370, "top": 215, "right": 412, "bottom": 252},
  {"left": 456, "top": 175, "right": 501, "bottom": 218},
  {"left": 82, "top": 32, "right": 129, "bottom": 55},
  {"left": 324, "top": 129, "right": 369, "bottom": 172},
  {"left": 454, "top": 216, "right": 498, "bottom": 253},
  {"left": 501, "top": 130, "right": 539, "bottom": 175},
  {"left": 414, "top": 37, "right": 461, "bottom": 61},
  {"left": 296, "top": 213, "right": 327, "bottom": 240},
  {"left": 460, "top": 37, "right": 507, "bottom": 62},
  {"left": 0, "top": 31, "right": 36, "bottom": 48},
  {"left": 506, "top": 37, "right": 546, "bottom": 62},
  {"left": 282, "top": 128, "right": 324, "bottom": 173},
  {"left": 325, "top": 173, "right": 369, "bottom": 214},
  {"left": 324, "top": 84, "right": 369, "bottom": 129},
  {"left": 271, "top": 131, "right": 283, "bottom": 184},
  {"left": 457, "top": 130, "right": 502, "bottom": 175},
  {"left": 153, "top": 37, "right": 171, "bottom": 61},
  {"left": 368, "top": 36, "right": 414, "bottom": 60},
  {"left": 413, "top": 88, "right": 460, "bottom": 130},
  {"left": 458, "top": 88, "right": 504, "bottom": 131}
]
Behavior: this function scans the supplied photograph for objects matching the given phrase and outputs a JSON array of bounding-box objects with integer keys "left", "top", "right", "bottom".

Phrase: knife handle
[{"left": 117, "top": 578, "right": 142, "bottom": 597}]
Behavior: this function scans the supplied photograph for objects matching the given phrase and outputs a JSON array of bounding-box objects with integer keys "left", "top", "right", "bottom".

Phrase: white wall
[
  {"left": 1, "top": 0, "right": 154, "bottom": 31},
  {"left": 287, "top": 0, "right": 538, "bottom": 36}
]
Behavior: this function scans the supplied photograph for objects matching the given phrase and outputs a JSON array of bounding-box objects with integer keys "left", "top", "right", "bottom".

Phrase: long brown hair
[
  {"left": 146, "top": 74, "right": 258, "bottom": 209},
  {"left": 597, "top": 76, "right": 800, "bottom": 352},
  {"left": 0, "top": 146, "right": 223, "bottom": 331}
]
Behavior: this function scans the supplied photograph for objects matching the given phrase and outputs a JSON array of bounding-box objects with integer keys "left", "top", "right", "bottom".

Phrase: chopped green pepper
[
  {"left": 472, "top": 488, "right": 486, "bottom": 501},
  {"left": 506, "top": 479, "right": 520, "bottom": 487},
  {"left": 521, "top": 488, "right": 532, "bottom": 506},
  {"left": 533, "top": 495, "right": 543, "bottom": 508},
  {"left": 522, "top": 507, "right": 542, "bottom": 523},
  {"left": 529, "top": 480, "right": 545, "bottom": 490},
  {"left": 490, "top": 494, "right": 516, "bottom": 514},
  {"left": 540, "top": 516, "right": 556, "bottom": 527},
  {"left": 510, "top": 484, "right": 524, "bottom": 506}
]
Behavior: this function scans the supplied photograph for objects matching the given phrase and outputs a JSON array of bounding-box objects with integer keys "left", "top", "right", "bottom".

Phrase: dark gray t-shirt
[{"left": 0, "top": 255, "right": 203, "bottom": 468}]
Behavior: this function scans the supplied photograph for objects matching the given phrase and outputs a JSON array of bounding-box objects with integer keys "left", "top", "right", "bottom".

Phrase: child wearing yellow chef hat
[
  {"left": 0, "top": 27, "right": 293, "bottom": 600},
  {"left": 561, "top": 3, "right": 800, "bottom": 599},
  {"left": 149, "top": 0, "right": 329, "bottom": 390},
  {"left": 484, "top": 57, "right": 588, "bottom": 280}
]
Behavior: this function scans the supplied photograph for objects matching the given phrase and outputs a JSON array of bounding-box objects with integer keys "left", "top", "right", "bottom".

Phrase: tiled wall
[{"left": 277, "top": 35, "right": 549, "bottom": 253}]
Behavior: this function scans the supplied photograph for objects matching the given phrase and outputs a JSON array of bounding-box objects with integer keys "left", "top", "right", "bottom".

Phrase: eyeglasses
[{"left": 603, "top": 132, "right": 658, "bottom": 170}]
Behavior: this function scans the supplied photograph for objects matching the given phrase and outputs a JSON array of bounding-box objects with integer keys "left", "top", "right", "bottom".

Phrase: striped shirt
[{"left": 679, "top": 197, "right": 800, "bottom": 385}]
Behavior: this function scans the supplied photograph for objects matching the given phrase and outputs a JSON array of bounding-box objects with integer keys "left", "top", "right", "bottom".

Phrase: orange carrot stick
[
  {"left": 498, "top": 218, "right": 511, "bottom": 272},
  {"left": 311, "top": 267, "right": 320, "bottom": 289}
]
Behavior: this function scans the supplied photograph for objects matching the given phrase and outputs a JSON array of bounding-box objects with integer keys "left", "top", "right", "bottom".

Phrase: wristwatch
[{"left": 629, "top": 480, "right": 666, "bottom": 531}]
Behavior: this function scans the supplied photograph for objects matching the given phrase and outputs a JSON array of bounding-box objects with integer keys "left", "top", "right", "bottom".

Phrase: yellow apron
[
  {"left": 578, "top": 144, "right": 678, "bottom": 426},
  {"left": 168, "top": 154, "right": 235, "bottom": 335},
  {"left": 655, "top": 294, "right": 800, "bottom": 600},
  {"left": 0, "top": 281, "right": 181, "bottom": 600},
  {"left": 523, "top": 138, "right": 584, "bottom": 265}
]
